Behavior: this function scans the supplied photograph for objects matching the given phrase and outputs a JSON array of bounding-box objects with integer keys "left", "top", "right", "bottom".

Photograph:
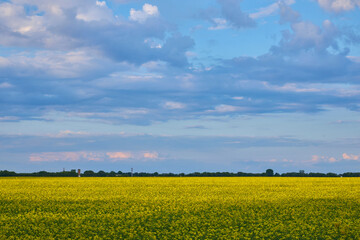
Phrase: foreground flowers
[{"left": 0, "top": 177, "right": 359, "bottom": 239}]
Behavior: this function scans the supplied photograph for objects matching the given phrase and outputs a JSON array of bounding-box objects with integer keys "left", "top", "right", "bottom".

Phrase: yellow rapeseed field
[{"left": 0, "top": 177, "right": 359, "bottom": 239}]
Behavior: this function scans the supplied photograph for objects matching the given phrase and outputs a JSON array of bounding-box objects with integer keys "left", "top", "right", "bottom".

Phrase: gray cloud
[
  {"left": 217, "top": 0, "right": 256, "bottom": 29},
  {"left": 0, "top": 1, "right": 359, "bottom": 126},
  {"left": 279, "top": 2, "right": 300, "bottom": 24}
]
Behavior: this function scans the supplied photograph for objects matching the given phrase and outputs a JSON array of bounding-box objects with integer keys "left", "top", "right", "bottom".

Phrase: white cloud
[
  {"left": 347, "top": 56, "right": 360, "bottom": 63},
  {"left": 0, "top": 56, "right": 10, "bottom": 66},
  {"left": 310, "top": 153, "right": 360, "bottom": 164},
  {"left": 293, "top": 21, "right": 323, "bottom": 44},
  {"left": 163, "top": 101, "right": 186, "bottom": 110},
  {"left": 0, "top": 116, "right": 19, "bottom": 121},
  {"left": 311, "top": 155, "right": 320, "bottom": 163},
  {"left": 107, "top": 152, "right": 132, "bottom": 160},
  {"left": 129, "top": 3, "right": 159, "bottom": 23},
  {"left": 0, "top": 82, "right": 13, "bottom": 88},
  {"left": 249, "top": 0, "right": 295, "bottom": 19},
  {"left": 0, "top": 0, "right": 191, "bottom": 70},
  {"left": 67, "top": 108, "right": 149, "bottom": 120},
  {"left": 0, "top": 49, "right": 110, "bottom": 79},
  {"left": 49, "top": 5, "right": 63, "bottom": 16},
  {"left": 342, "top": 153, "right": 359, "bottom": 160},
  {"left": 215, "top": 105, "right": 238, "bottom": 112},
  {"left": 282, "top": 19, "right": 338, "bottom": 51},
  {"left": 0, "top": 2, "right": 22, "bottom": 17},
  {"left": 263, "top": 82, "right": 320, "bottom": 93},
  {"left": 232, "top": 96, "right": 244, "bottom": 100},
  {"left": 0, "top": 2, "right": 46, "bottom": 37},
  {"left": 185, "top": 51, "right": 197, "bottom": 57},
  {"left": 317, "top": 0, "right": 360, "bottom": 12},
  {"left": 143, "top": 152, "right": 159, "bottom": 159},
  {"left": 96, "top": 1, "right": 106, "bottom": 7},
  {"left": 209, "top": 104, "right": 243, "bottom": 113},
  {"left": 29, "top": 150, "right": 163, "bottom": 162},
  {"left": 310, "top": 155, "right": 339, "bottom": 163},
  {"left": 208, "top": 18, "right": 229, "bottom": 30},
  {"left": 55, "top": 130, "right": 88, "bottom": 137},
  {"left": 144, "top": 38, "right": 163, "bottom": 48},
  {"left": 250, "top": 2, "right": 279, "bottom": 19},
  {"left": 76, "top": 1, "right": 113, "bottom": 22},
  {"left": 30, "top": 152, "right": 104, "bottom": 162}
]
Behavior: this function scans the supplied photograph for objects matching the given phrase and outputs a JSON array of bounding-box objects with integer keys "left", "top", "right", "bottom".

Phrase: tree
[
  {"left": 265, "top": 169, "right": 274, "bottom": 176},
  {"left": 97, "top": 170, "right": 106, "bottom": 177},
  {"left": 83, "top": 170, "right": 95, "bottom": 177}
]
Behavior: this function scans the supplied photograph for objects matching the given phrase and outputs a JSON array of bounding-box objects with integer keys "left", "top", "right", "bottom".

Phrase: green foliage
[{"left": 265, "top": 169, "right": 274, "bottom": 176}]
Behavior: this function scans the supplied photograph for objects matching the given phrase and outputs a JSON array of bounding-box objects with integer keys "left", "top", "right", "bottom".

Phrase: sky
[{"left": 1, "top": 0, "right": 360, "bottom": 174}]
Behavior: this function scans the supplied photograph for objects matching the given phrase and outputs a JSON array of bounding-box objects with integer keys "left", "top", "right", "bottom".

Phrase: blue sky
[{"left": 1, "top": 0, "right": 360, "bottom": 173}]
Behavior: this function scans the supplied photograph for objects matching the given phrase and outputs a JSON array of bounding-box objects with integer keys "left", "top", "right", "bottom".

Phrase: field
[{"left": 1, "top": 177, "right": 359, "bottom": 239}]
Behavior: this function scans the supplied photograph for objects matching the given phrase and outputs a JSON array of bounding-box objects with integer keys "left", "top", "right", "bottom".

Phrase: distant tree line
[
  {"left": 1, "top": 169, "right": 360, "bottom": 177},
  {"left": 0, "top": 169, "right": 79, "bottom": 177}
]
